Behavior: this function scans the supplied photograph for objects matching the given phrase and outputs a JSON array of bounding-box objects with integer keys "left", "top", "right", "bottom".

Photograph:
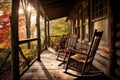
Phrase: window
[
  {"left": 92, "top": 0, "right": 108, "bottom": 45},
  {"left": 94, "top": 19, "right": 108, "bottom": 44},
  {"left": 92, "top": 0, "right": 108, "bottom": 19},
  {"left": 83, "top": 5, "right": 89, "bottom": 41}
]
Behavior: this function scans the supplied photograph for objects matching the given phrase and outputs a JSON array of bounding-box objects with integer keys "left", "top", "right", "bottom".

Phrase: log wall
[
  {"left": 93, "top": 47, "right": 111, "bottom": 77},
  {"left": 110, "top": 1, "right": 120, "bottom": 79}
]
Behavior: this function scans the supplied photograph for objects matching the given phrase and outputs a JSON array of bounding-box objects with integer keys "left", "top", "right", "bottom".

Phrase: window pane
[
  {"left": 92, "top": 0, "right": 108, "bottom": 19},
  {"left": 85, "top": 24, "right": 89, "bottom": 40},
  {"left": 94, "top": 19, "right": 108, "bottom": 44}
]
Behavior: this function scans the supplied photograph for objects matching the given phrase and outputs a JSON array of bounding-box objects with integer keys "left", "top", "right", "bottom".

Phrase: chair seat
[
  {"left": 71, "top": 53, "right": 92, "bottom": 63},
  {"left": 71, "top": 53, "right": 86, "bottom": 61}
]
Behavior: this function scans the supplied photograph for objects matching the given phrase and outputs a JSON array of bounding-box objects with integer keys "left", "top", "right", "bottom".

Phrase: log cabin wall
[
  {"left": 90, "top": 0, "right": 111, "bottom": 77},
  {"left": 110, "top": 1, "right": 120, "bottom": 79},
  {"left": 68, "top": 0, "right": 114, "bottom": 78}
]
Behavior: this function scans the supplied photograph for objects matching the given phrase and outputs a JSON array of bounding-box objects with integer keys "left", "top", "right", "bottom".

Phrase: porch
[
  {"left": 21, "top": 49, "right": 109, "bottom": 80},
  {"left": 8, "top": 0, "right": 120, "bottom": 80}
]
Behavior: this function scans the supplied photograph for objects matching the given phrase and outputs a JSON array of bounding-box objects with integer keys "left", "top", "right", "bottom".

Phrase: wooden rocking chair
[
  {"left": 52, "top": 34, "right": 69, "bottom": 51},
  {"left": 56, "top": 34, "right": 78, "bottom": 65},
  {"left": 64, "top": 30, "right": 103, "bottom": 78}
]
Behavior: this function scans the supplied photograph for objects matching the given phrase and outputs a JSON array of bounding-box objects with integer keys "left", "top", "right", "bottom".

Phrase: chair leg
[
  {"left": 64, "top": 57, "right": 70, "bottom": 72},
  {"left": 56, "top": 51, "right": 61, "bottom": 60},
  {"left": 64, "top": 62, "right": 68, "bottom": 72},
  {"left": 56, "top": 52, "right": 59, "bottom": 60},
  {"left": 58, "top": 53, "right": 67, "bottom": 66},
  {"left": 63, "top": 52, "right": 67, "bottom": 61}
]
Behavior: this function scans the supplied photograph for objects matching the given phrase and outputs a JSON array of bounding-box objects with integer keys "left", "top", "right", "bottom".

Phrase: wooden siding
[{"left": 93, "top": 49, "right": 110, "bottom": 77}]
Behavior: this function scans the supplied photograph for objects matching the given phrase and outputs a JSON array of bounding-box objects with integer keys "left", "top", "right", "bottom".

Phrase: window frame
[
  {"left": 91, "top": 0, "right": 108, "bottom": 20},
  {"left": 91, "top": 0, "right": 109, "bottom": 46}
]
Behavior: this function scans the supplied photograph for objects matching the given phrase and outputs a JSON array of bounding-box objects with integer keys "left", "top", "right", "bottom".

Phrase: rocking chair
[
  {"left": 52, "top": 34, "right": 69, "bottom": 51},
  {"left": 56, "top": 34, "right": 78, "bottom": 65},
  {"left": 64, "top": 30, "right": 103, "bottom": 78}
]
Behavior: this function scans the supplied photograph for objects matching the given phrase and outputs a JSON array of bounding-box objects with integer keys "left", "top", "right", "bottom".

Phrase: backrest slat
[
  {"left": 67, "top": 34, "right": 77, "bottom": 49},
  {"left": 86, "top": 30, "right": 103, "bottom": 59}
]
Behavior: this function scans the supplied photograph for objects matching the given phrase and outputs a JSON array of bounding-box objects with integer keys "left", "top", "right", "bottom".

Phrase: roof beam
[{"left": 28, "top": 0, "right": 49, "bottom": 20}]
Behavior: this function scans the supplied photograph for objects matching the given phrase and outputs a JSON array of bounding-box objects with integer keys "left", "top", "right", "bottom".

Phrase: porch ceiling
[{"left": 39, "top": 0, "right": 76, "bottom": 20}]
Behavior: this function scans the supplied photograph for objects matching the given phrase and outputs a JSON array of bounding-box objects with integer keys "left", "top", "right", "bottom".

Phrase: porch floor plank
[{"left": 21, "top": 50, "right": 76, "bottom": 80}]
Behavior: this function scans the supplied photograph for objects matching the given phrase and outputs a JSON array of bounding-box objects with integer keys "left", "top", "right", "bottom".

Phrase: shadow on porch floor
[{"left": 21, "top": 50, "right": 110, "bottom": 80}]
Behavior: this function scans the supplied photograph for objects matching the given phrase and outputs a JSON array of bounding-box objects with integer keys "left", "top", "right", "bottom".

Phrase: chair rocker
[{"left": 64, "top": 30, "right": 103, "bottom": 78}]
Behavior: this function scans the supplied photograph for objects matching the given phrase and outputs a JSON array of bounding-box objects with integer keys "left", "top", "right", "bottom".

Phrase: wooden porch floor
[
  {"left": 21, "top": 49, "right": 110, "bottom": 80},
  {"left": 21, "top": 50, "right": 77, "bottom": 80}
]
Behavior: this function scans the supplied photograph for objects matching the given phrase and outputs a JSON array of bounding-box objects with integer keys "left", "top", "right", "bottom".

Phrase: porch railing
[
  {"left": 49, "top": 35, "right": 63, "bottom": 51},
  {"left": 0, "top": 38, "right": 40, "bottom": 79}
]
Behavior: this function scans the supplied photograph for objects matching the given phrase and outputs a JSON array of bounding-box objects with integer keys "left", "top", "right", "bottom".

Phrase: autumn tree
[
  {"left": 0, "top": 0, "right": 11, "bottom": 48},
  {"left": 21, "top": 0, "right": 32, "bottom": 49},
  {"left": 50, "top": 17, "right": 70, "bottom": 36},
  {"left": 49, "top": 17, "right": 70, "bottom": 43}
]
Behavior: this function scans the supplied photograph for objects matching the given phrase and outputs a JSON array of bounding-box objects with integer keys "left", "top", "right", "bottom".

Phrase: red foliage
[
  {"left": 0, "top": 11, "right": 26, "bottom": 48},
  {"left": 0, "top": 13, "right": 10, "bottom": 48}
]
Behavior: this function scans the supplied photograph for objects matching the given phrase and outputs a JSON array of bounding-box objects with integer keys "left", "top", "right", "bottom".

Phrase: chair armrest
[
  {"left": 79, "top": 46, "right": 88, "bottom": 50},
  {"left": 68, "top": 48, "right": 87, "bottom": 55}
]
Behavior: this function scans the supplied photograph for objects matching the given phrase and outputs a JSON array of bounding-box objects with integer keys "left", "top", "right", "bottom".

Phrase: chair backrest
[
  {"left": 65, "top": 34, "right": 77, "bottom": 49},
  {"left": 82, "top": 30, "right": 103, "bottom": 75},
  {"left": 60, "top": 34, "right": 69, "bottom": 49},
  {"left": 87, "top": 30, "right": 103, "bottom": 59}
]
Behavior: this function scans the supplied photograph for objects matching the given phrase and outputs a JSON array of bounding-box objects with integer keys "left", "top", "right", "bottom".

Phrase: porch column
[
  {"left": 71, "top": 19, "right": 74, "bottom": 34},
  {"left": 88, "top": 0, "right": 92, "bottom": 41},
  {"left": 81, "top": 6, "right": 84, "bottom": 40},
  {"left": 10, "top": 0, "right": 20, "bottom": 79},
  {"left": 70, "top": 20, "right": 72, "bottom": 33},
  {"left": 36, "top": 12, "right": 41, "bottom": 61},
  {"left": 77, "top": 13, "right": 80, "bottom": 38},
  {"left": 44, "top": 18, "right": 47, "bottom": 49},
  {"left": 47, "top": 21, "right": 50, "bottom": 47},
  {"left": 73, "top": 19, "right": 76, "bottom": 34}
]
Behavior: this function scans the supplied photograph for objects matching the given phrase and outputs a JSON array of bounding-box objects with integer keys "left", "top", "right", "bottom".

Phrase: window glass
[
  {"left": 94, "top": 19, "right": 108, "bottom": 44},
  {"left": 83, "top": 5, "right": 89, "bottom": 41},
  {"left": 92, "top": 0, "right": 108, "bottom": 19}
]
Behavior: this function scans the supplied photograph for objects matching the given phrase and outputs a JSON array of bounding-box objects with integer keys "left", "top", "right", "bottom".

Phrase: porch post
[
  {"left": 77, "top": 13, "right": 80, "bottom": 38},
  {"left": 44, "top": 17, "right": 47, "bottom": 49},
  {"left": 70, "top": 20, "right": 72, "bottom": 33},
  {"left": 36, "top": 11, "right": 41, "bottom": 61},
  {"left": 10, "top": 0, "right": 20, "bottom": 79},
  {"left": 48, "top": 21, "right": 50, "bottom": 47},
  {"left": 73, "top": 19, "right": 76, "bottom": 34},
  {"left": 88, "top": 0, "right": 92, "bottom": 41}
]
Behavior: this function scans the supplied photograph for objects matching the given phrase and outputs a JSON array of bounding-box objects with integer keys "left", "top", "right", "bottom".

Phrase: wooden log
[
  {"left": 117, "top": 57, "right": 120, "bottom": 66},
  {"left": 94, "top": 53, "right": 110, "bottom": 67},
  {"left": 116, "top": 23, "right": 120, "bottom": 29},
  {"left": 116, "top": 31, "right": 120, "bottom": 39},
  {"left": 10, "top": 0, "right": 20, "bottom": 79},
  {"left": 36, "top": 11, "right": 41, "bottom": 61},
  {"left": 93, "top": 60, "right": 110, "bottom": 77},
  {"left": 115, "top": 67, "right": 120, "bottom": 76},
  {"left": 115, "top": 41, "right": 120, "bottom": 48},
  {"left": 96, "top": 50, "right": 110, "bottom": 59},
  {"left": 98, "top": 46, "right": 110, "bottom": 53},
  {"left": 93, "top": 51, "right": 111, "bottom": 77},
  {"left": 116, "top": 49, "right": 120, "bottom": 57}
]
